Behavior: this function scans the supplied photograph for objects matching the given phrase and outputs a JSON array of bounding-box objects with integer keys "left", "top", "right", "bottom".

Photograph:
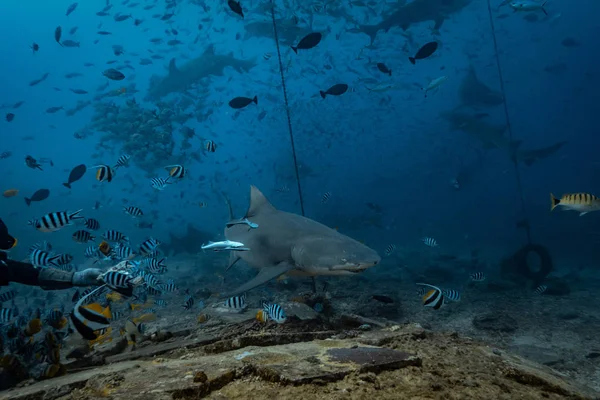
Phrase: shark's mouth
[{"left": 329, "top": 261, "right": 378, "bottom": 274}]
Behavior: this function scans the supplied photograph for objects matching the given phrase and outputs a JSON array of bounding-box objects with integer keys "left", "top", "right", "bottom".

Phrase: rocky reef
[{"left": 3, "top": 318, "right": 597, "bottom": 400}]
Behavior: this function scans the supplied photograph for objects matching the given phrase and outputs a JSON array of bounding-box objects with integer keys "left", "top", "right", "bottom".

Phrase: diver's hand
[{"left": 72, "top": 268, "right": 103, "bottom": 286}]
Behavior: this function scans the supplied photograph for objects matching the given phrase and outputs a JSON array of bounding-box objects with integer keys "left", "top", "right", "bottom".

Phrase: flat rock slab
[
  {"left": 242, "top": 340, "right": 420, "bottom": 385},
  {"left": 1, "top": 338, "right": 418, "bottom": 399},
  {"left": 2, "top": 327, "right": 599, "bottom": 400}
]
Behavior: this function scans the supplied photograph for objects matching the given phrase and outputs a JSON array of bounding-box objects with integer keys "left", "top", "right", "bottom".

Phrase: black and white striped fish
[
  {"left": 113, "top": 243, "right": 135, "bottom": 260},
  {"left": 93, "top": 164, "right": 115, "bottom": 182},
  {"left": 30, "top": 249, "right": 61, "bottom": 268},
  {"left": 140, "top": 270, "right": 160, "bottom": 288},
  {"left": 442, "top": 289, "right": 461, "bottom": 302},
  {"left": 0, "top": 307, "right": 18, "bottom": 323},
  {"left": 123, "top": 206, "right": 143, "bottom": 217},
  {"left": 139, "top": 238, "right": 160, "bottom": 256},
  {"left": 224, "top": 294, "right": 246, "bottom": 310},
  {"left": 142, "top": 258, "right": 166, "bottom": 274},
  {"left": 35, "top": 209, "right": 84, "bottom": 232},
  {"left": 72, "top": 230, "right": 95, "bottom": 243},
  {"left": 422, "top": 237, "right": 438, "bottom": 247},
  {"left": 150, "top": 177, "right": 171, "bottom": 191},
  {"left": 417, "top": 283, "right": 445, "bottom": 310},
  {"left": 109, "top": 310, "right": 124, "bottom": 321},
  {"left": 27, "top": 219, "right": 39, "bottom": 228},
  {"left": 154, "top": 299, "right": 167, "bottom": 307},
  {"left": 157, "top": 279, "right": 177, "bottom": 292},
  {"left": 54, "top": 253, "right": 73, "bottom": 265},
  {"left": 0, "top": 290, "right": 17, "bottom": 303},
  {"left": 205, "top": 140, "right": 216, "bottom": 153},
  {"left": 321, "top": 192, "right": 331, "bottom": 204},
  {"left": 84, "top": 218, "right": 100, "bottom": 230},
  {"left": 470, "top": 272, "right": 486, "bottom": 282},
  {"left": 165, "top": 164, "right": 185, "bottom": 179},
  {"left": 29, "top": 240, "right": 52, "bottom": 254},
  {"left": 102, "top": 271, "right": 134, "bottom": 297},
  {"left": 84, "top": 245, "right": 99, "bottom": 258},
  {"left": 182, "top": 295, "right": 194, "bottom": 310},
  {"left": 263, "top": 303, "right": 286, "bottom": 324},
  {"left": 114, "top": 154, "right": 131, "bottom": 169},
  {"left": 533, "top": 285, "right": 547, "bottom": 295},
  {"left": 384, "top": 244, "right": 396, "bottom": 256},
  {"left": 146, "top": 286, "right": 163, "bottom": 296},
  {"left": 102, "top": 230, "right": 129, "bottom": 243}
]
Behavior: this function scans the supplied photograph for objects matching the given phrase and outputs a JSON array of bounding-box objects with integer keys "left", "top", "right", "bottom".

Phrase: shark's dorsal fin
[
  {"left": 245, "top": 186, "right": 275, "bottom": 218},
  {"left": 168, "top": 58, "right": 178, "bottom": 76}
]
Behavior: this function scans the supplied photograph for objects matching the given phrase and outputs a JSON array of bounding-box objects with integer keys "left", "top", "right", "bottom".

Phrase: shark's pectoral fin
[
  {"left": 224, "top": 262, "right": 294, "bottom": 296},
  {"left": 225, "top": 252, "right": 241, "bottom": 273}
]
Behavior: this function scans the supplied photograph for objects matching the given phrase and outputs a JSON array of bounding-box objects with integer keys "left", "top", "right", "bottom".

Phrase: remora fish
[
  {"left": 223, "top": 186, "right": 380, "bottom": 296},
  {"left": 201, "top": 240, "right": 249, "bottom": 251}
]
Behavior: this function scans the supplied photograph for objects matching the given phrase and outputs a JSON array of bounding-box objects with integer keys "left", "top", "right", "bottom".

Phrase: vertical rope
[
  {"left": 270, "top": 0, "right": 306, "bottom": 216},
  {"left": 486, "top": 0, "right": 531, "bottom": 244}
]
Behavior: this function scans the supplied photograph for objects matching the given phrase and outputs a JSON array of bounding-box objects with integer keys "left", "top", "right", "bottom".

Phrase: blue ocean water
[{"left": 1, "top": 0, "right": 599, "bottom": 391}]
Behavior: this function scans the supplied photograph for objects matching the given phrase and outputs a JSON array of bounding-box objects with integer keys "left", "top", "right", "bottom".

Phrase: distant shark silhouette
[
  {"left": 442, "top": 110, "right": 567, "bottom": 166},
  {"left": 459, "top": 65, "right": 504, "bottom": 108},
  {"left": 222, "top": 186, "right": 381, "bottom": 296},
  {"left": 145, "top": 45, "right": 257, "bottom": 101},
  {"left": 511, "top": 141, "right": 567, "bottom": 166},
  {"left": 353, "top": 0, "right": 472, "bottom": 44},
  {"left": 244, "top": 20, "right": 314, "bottom": 45},
  {"left": 441, "top": 110, "right": 519, "bottom": 151}
]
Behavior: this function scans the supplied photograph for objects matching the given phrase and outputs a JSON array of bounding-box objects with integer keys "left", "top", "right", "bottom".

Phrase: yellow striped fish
[{"left": 550, "top": 193, "right": 600, "bottom": 216}]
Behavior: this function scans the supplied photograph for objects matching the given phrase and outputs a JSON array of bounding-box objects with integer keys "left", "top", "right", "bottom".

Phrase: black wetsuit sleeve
[{"left": 0, "top": 257, "right": 42, "bottom": 287}]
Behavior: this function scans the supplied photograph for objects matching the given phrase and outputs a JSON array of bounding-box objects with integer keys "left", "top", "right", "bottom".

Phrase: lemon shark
[
  {"left": 223, "top": 186, "right": 381, "bottom": 296},
  {"left": 145, "top": 45, "right": 256, "bottom": 101},
  {"left": 354, "top": 0, "right": 472, "bottom": 44}
]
